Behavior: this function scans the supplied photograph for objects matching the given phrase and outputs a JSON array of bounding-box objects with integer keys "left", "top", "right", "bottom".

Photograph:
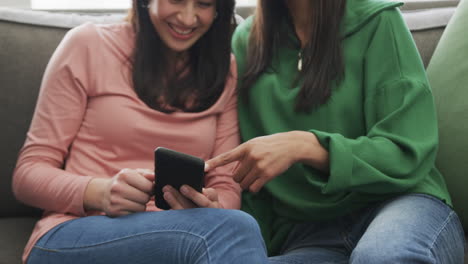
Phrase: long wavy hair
[
  {"left": 127, "top": 0, "right": 236, "bottom": 113},
  {"left": 241, "top": 0, "right": 346, "bottom": 112}
]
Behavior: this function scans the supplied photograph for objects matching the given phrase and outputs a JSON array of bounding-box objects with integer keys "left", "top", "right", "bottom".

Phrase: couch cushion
[
  {"left": 427, "top": 0, "right": 468, "bottom": 229},
  {"left": 0, "top": 217, "right": 38, "bottom": 263}
]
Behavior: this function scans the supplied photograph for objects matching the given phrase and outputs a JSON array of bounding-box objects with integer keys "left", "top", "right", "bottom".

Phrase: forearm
[{"left": 13, "top": 159, "right": 94, "bottom": 215}]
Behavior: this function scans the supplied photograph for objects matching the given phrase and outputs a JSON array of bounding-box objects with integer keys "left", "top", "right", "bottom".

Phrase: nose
[{"left": 177, "top": 4, "right": 198, "bottom": 27}]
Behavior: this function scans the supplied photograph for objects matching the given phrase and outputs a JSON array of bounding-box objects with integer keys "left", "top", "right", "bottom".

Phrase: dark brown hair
[
  {"left": 128, "top": 0, "right": 236, "bottom": 113},
  {"left": 241, "top": 0, "right": 346, "bottom": 112}
]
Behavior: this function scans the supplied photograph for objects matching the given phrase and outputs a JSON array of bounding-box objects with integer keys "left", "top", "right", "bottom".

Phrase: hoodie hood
[{"left": 342, "top": 0, "right": 403, "bottom": 37}]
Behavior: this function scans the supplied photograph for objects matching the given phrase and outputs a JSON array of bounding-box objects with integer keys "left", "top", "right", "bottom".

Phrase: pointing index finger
[{"left": 205, "top": 146, "right": 244, "bottom": 172}]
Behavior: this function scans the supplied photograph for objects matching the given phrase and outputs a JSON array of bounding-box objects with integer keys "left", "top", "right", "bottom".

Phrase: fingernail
[
  {"left": 204, "top": 163, "right": 209, "bottom": 171},
  {"left": 180, "top": 185, "right": 188, "bottom": 194}
]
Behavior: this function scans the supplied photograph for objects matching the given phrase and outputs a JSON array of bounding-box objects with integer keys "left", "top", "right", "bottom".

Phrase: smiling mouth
[{"left": 168, "top": 23, "right": 195, "bottom": 36}]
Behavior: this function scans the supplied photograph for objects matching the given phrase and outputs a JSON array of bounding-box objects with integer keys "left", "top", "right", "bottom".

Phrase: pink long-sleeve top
[{"left": 12, "top": 22, "right": 241, "bottom": 263}]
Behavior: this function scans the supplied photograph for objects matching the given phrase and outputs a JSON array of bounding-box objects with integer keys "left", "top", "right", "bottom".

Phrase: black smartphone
[{"left": 154, "top": 147, "right": 205, "bottom": 210}]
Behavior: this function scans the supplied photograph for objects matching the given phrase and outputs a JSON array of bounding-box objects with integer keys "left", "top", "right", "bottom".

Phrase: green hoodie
[{"left": 232, "top": 0, "right": 452, "bottom": 256}]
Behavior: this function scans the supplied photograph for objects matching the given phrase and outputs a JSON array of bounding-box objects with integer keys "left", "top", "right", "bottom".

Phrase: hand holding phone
[{"left": 154, "top": 147, "right": 205, "bottom": 210}]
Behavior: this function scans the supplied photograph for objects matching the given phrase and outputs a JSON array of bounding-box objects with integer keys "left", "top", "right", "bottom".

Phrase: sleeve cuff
[
  {"left": 310, "top": 130, "right": 354, "bottom": 194},
  {"left": 70, "top": 175, "right": 94, "bottom": 216}
]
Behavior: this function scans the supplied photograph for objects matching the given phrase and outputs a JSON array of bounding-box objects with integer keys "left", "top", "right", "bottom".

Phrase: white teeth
[
  {"left": 175, "top": 28, "right": 192, "bottom": 35},
  {"left": 170, "top": 24, "right": 193, "bottom": 35}
]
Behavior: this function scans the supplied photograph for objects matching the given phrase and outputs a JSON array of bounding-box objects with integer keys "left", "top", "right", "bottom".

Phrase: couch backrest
[
  {"left": 0, "top": 19, "right": 69, "bottom": 217},
  {"left": 404, "top": 6, "right": 456, "bottom": 67},
  {"left": 0, "top": 4, "right": 457, "bottom": 217}
]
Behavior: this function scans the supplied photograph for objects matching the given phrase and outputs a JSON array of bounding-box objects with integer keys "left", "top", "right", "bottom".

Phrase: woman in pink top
[{"left": 13, "top": 0, "right": 268, "bottom": 263}]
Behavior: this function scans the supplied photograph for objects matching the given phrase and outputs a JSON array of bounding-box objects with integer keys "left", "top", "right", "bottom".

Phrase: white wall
[
  {"left": 0, "top": 0, "right": 256, "bottom": 9},
  {"left": 0, "top": 0, "right": 30, "bottom": 8}
]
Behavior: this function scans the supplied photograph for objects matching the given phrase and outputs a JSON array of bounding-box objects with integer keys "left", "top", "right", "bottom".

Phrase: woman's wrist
[
  {"left": 83, "top": 178, "right": 108, "bottom": 212},
  {"left": 289, "top": 131, "right": 329, "bottom": 172}
]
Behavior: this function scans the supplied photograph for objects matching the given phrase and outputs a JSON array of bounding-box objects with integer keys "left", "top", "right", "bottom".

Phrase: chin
[
  {"left": 168, "top": 46, "right": 191, "bottom": 53},
  {"left": 168, "top": 41, "right": 197, "bottom": 53}
]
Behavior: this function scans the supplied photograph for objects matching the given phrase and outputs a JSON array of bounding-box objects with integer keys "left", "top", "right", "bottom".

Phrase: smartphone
[{"left": 154, "top": 147, "right": 205, "bottom": 210}]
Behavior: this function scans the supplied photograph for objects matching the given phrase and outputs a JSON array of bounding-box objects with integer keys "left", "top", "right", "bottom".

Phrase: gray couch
[{"left": 0, "top": 2, "right": 466, "bottom": 263}]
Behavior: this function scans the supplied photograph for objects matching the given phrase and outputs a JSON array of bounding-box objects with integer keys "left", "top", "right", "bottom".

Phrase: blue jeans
[
  {"left": 269, "top": 194, "right": 466, "bottom": 264},
  {"left": 28, "top": 208, "right": 269, "bottom": 264}
]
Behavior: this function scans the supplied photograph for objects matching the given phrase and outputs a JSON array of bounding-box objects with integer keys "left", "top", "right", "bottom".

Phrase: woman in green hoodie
[{"left": 206, "top": 0, "right": 466, "bottom": 263}]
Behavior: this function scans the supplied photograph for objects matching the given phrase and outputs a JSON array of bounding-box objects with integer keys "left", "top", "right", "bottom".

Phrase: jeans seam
[
  {"left": 427, "top": 210, "right": 455, "bottom": 262},
  {"left": 340, "top": 230, "right": 354, "bottom": 252},
  {"left": 32, "top": 246, "right": 60, "bottom": 253},
  {"left": 40, "top": 220, "right": 75, "bottom": 246},
  {"left": 35, "top": 229, "right": 210, "bottom": 257}
]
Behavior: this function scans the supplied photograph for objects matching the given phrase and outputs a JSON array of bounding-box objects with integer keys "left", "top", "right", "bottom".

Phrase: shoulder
[
  {"left": 363, "top": 8, "right": 409, "bottom": 38},
  {"left": 234, "top": 16, "right": 253, "bottom": 35},
  {"left": 46, "top": 23, "right": 101, "bottom": 68},
  {"left": 342, "top": 0, "right": 403, "bottom": 37},
  {"left": 62, "top": 22, "right": 100, "bottom": 49},
  {"left": 231, "top": 16, "right": 254, "bottom": 66},
  {"left": 60, "top": 22, "right": 133, "bottom": 56},
  {"left": 48, "top": 23, "right": 133, "bottom": 91},
  {"left": 53, "top": 22, "right": 103, "bottom": 61},
  {"left": 370, "top": 6, "right": 406, "bottom": 26},
  {"left": 232, "top": 16, "right": 253, "bottom": 48}
]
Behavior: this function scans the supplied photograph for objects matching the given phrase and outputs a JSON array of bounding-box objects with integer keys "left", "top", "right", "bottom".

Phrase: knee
[
  {"left": 350, "top": 239, "right": 434, "bottom": 264},
  {"left": 219, "top": 210, "right": 262, "bottom": 236},
  {"left": 350, "top": 241, "right": 398, "bottom": 264},
  {"left": 200, "top": 210, "right": 268, "bottom": 262}
]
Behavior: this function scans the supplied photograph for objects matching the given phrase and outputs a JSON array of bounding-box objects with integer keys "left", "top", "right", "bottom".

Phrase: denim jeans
[
  {"left": 28, "top": 208, "right": 269, "bottom": 264},
  {"left": 269, "top": 194, "right": 466, "bottom": 264}
]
